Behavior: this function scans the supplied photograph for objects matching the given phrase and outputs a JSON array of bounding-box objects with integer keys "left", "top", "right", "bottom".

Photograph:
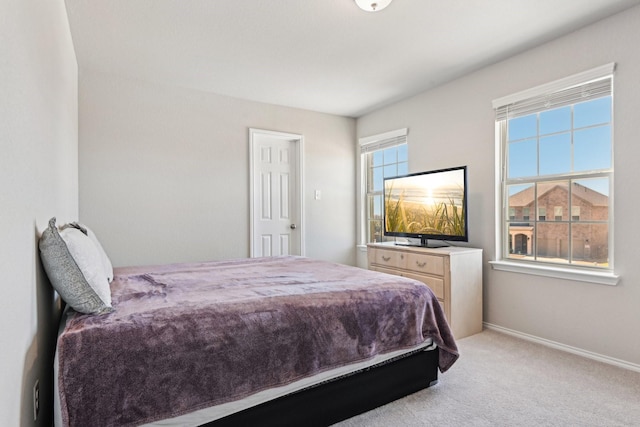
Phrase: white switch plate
[{"left": 314, "top": 190, "right": 321, "bottom": 200}]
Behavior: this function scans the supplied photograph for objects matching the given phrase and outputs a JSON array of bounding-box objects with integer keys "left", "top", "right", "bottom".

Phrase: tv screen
[{"left": 383, "top": 166, "right": 468, "bottom": 247}]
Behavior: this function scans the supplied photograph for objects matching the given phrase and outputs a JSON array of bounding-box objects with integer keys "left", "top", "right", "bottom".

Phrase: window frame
[
  {"left": 491, "top": 64, "right": 619, "bottom": 286},
  {"left": 357, "top": 129, "right": 408, "bottom": 246}
]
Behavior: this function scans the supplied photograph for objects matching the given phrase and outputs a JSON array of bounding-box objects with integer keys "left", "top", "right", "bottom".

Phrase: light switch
[{"left": 314, "top": 190, "right": 321, "bottom": 200}]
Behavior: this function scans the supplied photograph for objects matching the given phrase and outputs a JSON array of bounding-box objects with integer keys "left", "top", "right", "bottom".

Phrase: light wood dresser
[{"left": 367, "top": 242, "right": 483, "bottom": 339}]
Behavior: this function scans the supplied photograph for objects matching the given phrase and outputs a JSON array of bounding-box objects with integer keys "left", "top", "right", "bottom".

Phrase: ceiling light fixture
[{"left": 355, "top": 0, "right": 393, "bottom": 12}]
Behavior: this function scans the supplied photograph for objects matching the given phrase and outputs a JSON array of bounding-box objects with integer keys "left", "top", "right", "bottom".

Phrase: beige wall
[
  {"left": 0, "top": 0, "right": 78, "bottom": 425},
  {"left": 78, "top": 70, "right": 357, "bottom": 268},
  {"left": 357, "top": 6, "right": 640, "bottom": 367}
]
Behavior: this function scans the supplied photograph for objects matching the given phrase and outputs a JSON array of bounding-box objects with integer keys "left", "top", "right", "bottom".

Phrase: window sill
[{"left": 489, "top": 260, "right": 620, "bottom": 286}]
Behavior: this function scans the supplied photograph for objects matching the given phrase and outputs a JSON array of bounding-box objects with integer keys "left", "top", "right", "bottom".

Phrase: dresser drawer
[
  {"left": 368, "top": 243, "right": 484, "bottom": 340},
  {"left": 405, "top": 253, "right": 444, "bottom": 276},
  {"left": 402, "top": 272, "right": 444, "bottom": 299},
  {"left": 372, "top": 248, "right": 406, "bottom": 269}
]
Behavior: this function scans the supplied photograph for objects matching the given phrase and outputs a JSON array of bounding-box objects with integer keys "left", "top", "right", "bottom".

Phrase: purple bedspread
[{"left": 57, "top": 256, "right": 458, "bottom": 427}]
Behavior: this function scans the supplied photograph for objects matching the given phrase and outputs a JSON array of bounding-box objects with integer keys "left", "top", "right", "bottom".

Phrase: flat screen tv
[{"left": 383, "top": 166, "right": 468, "bottom": 248}]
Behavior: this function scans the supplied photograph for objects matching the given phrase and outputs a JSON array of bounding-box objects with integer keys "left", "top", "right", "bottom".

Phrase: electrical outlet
[{"left": 33, "top": 379, "right": 39, "bottom": 421}]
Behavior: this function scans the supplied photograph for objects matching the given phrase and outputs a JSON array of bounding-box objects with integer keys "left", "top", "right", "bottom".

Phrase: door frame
[{"left": 249, "top": 128, "right": 305, "bottom": 257}]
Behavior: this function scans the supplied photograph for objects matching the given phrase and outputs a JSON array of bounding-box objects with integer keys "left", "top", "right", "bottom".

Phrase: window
[
  {"left": 572, "top": 206, "right": 581, "bottom": 221},
  {"left": 538, "top": 207, "right": 546, "bottom": 221},
  {"left": 493, "top": 64, "right": 615, "bottom": 279},
  {"left": 359, "top": 129, "right": 408, "bottom": 244},
  {"left": 554, "top": 206, "right": 563, "bottom": 221}
]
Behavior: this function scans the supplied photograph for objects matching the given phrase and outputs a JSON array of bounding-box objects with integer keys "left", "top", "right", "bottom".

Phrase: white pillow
[
  {"left": 59, "top": 227, "right": 112, "bottom": 307},
  {"left": 71, "top": 222, "right": 114, "bottom": 283}
]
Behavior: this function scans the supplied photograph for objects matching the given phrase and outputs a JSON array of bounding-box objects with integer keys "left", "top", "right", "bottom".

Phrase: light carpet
[{"left": 334, "top": 329, "right": 640, "bottom": 426}]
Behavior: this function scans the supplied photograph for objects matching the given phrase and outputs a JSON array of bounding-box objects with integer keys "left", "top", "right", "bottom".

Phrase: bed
[{"left": 41, "top": 219, "right": 458, "bottom": 427}]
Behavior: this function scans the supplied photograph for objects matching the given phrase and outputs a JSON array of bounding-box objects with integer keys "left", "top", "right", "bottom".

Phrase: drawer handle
[
  {"left": 382, "top": 255, "right": 391, "bottom": 262},
  {"left": 416, "top": 260, "right": 427, "bottom": 268}
]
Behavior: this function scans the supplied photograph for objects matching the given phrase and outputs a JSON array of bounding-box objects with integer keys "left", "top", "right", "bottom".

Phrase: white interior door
[{"left": 250, "top": 129, "right": 303, "bottom": 257}]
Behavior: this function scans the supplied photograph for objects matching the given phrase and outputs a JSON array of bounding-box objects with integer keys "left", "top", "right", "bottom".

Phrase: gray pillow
[{"left": 39, "top": 217, "right": 113, "bottom": 314}]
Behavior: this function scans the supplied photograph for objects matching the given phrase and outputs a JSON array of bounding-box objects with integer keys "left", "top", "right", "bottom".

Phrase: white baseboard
[{"left": 483, "top": 322, "right": 640, "bottom": 373}]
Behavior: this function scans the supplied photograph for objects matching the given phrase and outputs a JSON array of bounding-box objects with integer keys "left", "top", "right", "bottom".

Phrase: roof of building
[{"left": 509, "top": 181, "right": 608, "bottom": 207}]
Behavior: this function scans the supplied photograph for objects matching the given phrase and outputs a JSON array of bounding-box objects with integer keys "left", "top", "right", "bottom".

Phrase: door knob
[{"left": 290, "top": 224, "right": 297, "bottom": 229}]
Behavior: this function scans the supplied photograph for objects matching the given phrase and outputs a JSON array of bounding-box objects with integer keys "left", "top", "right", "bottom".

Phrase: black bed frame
[{"left": 206, "top": 348, "right": 439, "bottom": 427}]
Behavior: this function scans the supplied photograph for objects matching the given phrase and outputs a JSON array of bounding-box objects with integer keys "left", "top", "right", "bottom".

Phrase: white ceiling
[{"left": 64, "top": 0, "right": 640, "bottom": 118}]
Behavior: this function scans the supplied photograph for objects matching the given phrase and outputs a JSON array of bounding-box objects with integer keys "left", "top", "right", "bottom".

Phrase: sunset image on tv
[{"left": 384, "top": 168, "right": 466, "bottom": 237}]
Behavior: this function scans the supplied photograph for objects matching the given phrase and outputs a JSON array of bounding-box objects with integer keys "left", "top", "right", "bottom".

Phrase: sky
[{"left": 507, "top": 96, "right": 612, "bottom": 196}]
